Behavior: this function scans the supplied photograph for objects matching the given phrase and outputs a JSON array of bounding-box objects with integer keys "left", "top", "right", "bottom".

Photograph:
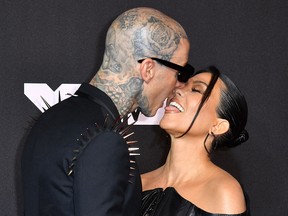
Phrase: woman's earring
[
  {"left": 203, "top": 133, "right": 210, "bottom": 155},
  {"left": 210, "top": 132, "right": 218, "bottom": 150}
]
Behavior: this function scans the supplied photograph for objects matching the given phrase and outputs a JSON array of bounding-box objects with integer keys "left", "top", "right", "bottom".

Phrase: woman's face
[{"left": 160, "top": 72, "right": 223, "bottom": 137}]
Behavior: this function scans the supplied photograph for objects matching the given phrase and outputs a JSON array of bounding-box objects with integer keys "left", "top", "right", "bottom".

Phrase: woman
[{"left": 141, "top": 66, "right": 249, "bottom": 215}]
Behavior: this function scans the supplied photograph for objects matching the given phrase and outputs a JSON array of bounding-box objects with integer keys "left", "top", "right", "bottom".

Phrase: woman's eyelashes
[
  {"left": 191, "top": 81, "right": 207, "bottom": 94},
  {"left": 192, "top": 87, "right": 201, "bottom": 93},
  {"left": 191, "top": 85, "right": 205, "bottom": 94}
]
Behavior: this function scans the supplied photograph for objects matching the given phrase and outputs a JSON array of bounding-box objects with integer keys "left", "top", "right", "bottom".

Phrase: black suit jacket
[{"left": 21, "top": 83, "right": 142, "bottom": 216}]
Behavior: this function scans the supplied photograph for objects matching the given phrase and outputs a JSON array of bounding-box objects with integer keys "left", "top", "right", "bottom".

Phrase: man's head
[{"left": 90, "top": 7, "right": 190, "bottom": 117}]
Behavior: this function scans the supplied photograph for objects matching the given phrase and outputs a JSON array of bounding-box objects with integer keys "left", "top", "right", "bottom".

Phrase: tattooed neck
[{"left": 90, "top": 73, "right": 143, "bottom": 117}]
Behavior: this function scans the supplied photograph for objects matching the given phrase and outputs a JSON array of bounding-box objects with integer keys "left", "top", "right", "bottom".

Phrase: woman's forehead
[
  {"left": 189, "top": 72, "right": 224, "bottom": 94},
  {"left": 190, "top": 72, "right": 212, "bottom": 83}
]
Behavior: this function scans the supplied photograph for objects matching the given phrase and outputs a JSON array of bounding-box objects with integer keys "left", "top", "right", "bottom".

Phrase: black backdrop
[{"left": 1, "top": 0, "right": 287, "bottom": 215}]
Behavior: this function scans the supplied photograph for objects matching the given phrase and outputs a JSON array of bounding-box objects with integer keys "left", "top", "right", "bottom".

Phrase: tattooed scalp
[
  {"left": 101, "top": 7, "right": 188, "bottom": 74},
  {"left": 90, "top": 7, "right": 189, "bottom": 117}
]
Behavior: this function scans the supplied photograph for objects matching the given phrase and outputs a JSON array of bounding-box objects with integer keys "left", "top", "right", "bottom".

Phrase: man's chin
[
  {"left": 140, "top": 109, "right": 154, "bottom": 118},
  {"left": 142, "top": 109, "right": 159, "bottom": 118}
]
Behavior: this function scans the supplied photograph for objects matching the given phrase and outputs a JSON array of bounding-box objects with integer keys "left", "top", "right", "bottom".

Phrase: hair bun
[{"left": 234, "top": 129, "right": 249, "bottom": 145}]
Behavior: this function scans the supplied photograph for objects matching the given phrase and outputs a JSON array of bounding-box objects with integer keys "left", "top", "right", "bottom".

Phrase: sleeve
[{"left": 73, "top": 131, "right": 130, "bottom": 216}]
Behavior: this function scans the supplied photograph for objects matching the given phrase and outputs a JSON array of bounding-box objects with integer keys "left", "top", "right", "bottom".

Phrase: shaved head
[
  {"left": 90, "top": 7, "right": 190, "bottom": 116},
  {"left": 102, "top": 7, "right": 188, "bottom": 74}
]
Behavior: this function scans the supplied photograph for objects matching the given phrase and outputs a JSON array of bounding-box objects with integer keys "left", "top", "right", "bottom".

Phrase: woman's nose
[{"left": 174, "top": 87, "right": 183, "bottom": 97}]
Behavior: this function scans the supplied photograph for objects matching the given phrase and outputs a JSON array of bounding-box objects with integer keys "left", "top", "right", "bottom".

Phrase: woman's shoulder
[
  {"left": 141, "top": 167, "right": 163, "bottom": 191},
  {"left": 184, "top": 167, "right": 246, "bottom": 214},
  {"left": 210, "top": 170, "right": 246, "bottom": 211}
]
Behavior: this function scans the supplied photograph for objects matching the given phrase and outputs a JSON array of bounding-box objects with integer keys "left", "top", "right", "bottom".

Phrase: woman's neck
[{"left": 159, "top": 136, "right": 213, "bottom": 187}]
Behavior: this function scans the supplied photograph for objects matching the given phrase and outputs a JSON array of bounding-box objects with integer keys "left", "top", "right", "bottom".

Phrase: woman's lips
[{"left": 165, "top": 101, "right": 184, "bottom": 112}]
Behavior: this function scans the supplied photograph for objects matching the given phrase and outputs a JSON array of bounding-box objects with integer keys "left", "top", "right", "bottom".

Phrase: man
[{"left": 21, "top": 7, "right": 191, "bottom": 216}]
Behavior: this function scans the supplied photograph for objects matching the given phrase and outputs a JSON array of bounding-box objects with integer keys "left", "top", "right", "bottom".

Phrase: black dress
[{"left": 141, "top": 187, "right": 250, "bottom": 216}]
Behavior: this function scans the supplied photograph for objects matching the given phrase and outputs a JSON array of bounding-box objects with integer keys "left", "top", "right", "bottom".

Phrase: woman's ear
[
  {"left": 139, "top": 58, "right": 155, "bottom": 83},
  {"left": 210, "top": 118, "right": 230, "bottom": 135}
]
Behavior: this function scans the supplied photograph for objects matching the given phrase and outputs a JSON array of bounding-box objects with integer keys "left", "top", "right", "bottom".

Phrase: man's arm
[{"left": 73, "top": 131, "right": 130, "bottom": 216}]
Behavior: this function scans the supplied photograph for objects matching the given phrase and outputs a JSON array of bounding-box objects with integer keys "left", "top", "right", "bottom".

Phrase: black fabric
[
  {"left": 75, "top": 83, "right": 119, "bottom": 120},
  {"left": 21, "top": 83, "right": 142, "bottom": 216},
  {"left": 141, "top": 187, "right": 249, "bottom": 216}
]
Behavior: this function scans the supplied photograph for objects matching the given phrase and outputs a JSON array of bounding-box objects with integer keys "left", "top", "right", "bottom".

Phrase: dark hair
[
  {"left": 213, "top": 68, "right": 248, "bottom": 150},
  {"left": 178, "top": 66, "right": 248, "bottom": 151}
]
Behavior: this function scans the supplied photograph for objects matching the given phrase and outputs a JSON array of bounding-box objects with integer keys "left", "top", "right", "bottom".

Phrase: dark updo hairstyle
[
  {"left": 212, "top": 67, "right": 248, "bottom": 150},
  {"left": 177, "top": 66, "right": 248, "bottom": 152}
]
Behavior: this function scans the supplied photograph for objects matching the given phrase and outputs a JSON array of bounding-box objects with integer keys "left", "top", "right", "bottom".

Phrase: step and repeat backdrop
[{"left": 1, "top": 0, "right": 287, "bottom": 215}]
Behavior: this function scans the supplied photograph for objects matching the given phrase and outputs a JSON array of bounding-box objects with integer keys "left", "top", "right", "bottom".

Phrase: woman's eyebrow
[{"left": 193, "top": 80, "right": 208, "bottom": 87}]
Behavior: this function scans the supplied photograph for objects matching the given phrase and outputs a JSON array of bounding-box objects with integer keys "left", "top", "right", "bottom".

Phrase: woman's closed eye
[
  {"left": 191, "top": 85, "right": 206, "bottom": 94},
  {"left": 192, "top": 87, "right": 202, "bottom": 93},
  {"left": 191, "top": 81, "right": 207, "bottom": 94}
]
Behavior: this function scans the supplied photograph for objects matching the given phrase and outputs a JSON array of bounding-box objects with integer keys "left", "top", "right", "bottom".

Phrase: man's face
[{"left": 140, "top": 38, "right": 190, "bottom": 117}]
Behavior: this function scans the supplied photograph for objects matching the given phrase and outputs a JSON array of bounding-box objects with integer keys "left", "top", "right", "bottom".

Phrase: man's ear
[
  {"left": 210, "top": 118, "right": 230, "bottom": 135},
  {"left": 139, "top": 58, "right": 155, "bottom": 83}
]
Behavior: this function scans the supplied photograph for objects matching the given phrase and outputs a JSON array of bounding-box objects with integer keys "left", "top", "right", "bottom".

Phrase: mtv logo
[
  {"left": 24, "top": 83, "right": 163, "bottom": 125},
  {"left": 24, "top": 83, "right": 81, "bottom": 112}
]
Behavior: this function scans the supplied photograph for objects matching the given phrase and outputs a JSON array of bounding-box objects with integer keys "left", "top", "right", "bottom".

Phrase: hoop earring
[
  {"left": 204, "top": 132, "right": 217, "bottom": 155},
  {"left": 203, "top": 133, "right": 210, "bottom": 155},
  {"left": 211, "top": 132, "right": 218, "bottom": 150}
]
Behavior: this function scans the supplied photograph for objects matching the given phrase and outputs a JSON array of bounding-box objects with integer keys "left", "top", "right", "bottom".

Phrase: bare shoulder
[
  {"left": 140, "top": 171, "right": 153, "bottom": 189},
  {"left": 205, "top": 169, "right": 246, "bottom": 214},
  {"left": 141, "top": 167, "right": 162, "bottom": 191},
  {"left": 182, "top": 167, "right": 246, "bottom": 214}
]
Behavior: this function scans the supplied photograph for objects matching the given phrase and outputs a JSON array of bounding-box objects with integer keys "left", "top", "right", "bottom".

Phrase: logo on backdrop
[{"left": 24, "top": 83, "right": 163, "bottom": 125}]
